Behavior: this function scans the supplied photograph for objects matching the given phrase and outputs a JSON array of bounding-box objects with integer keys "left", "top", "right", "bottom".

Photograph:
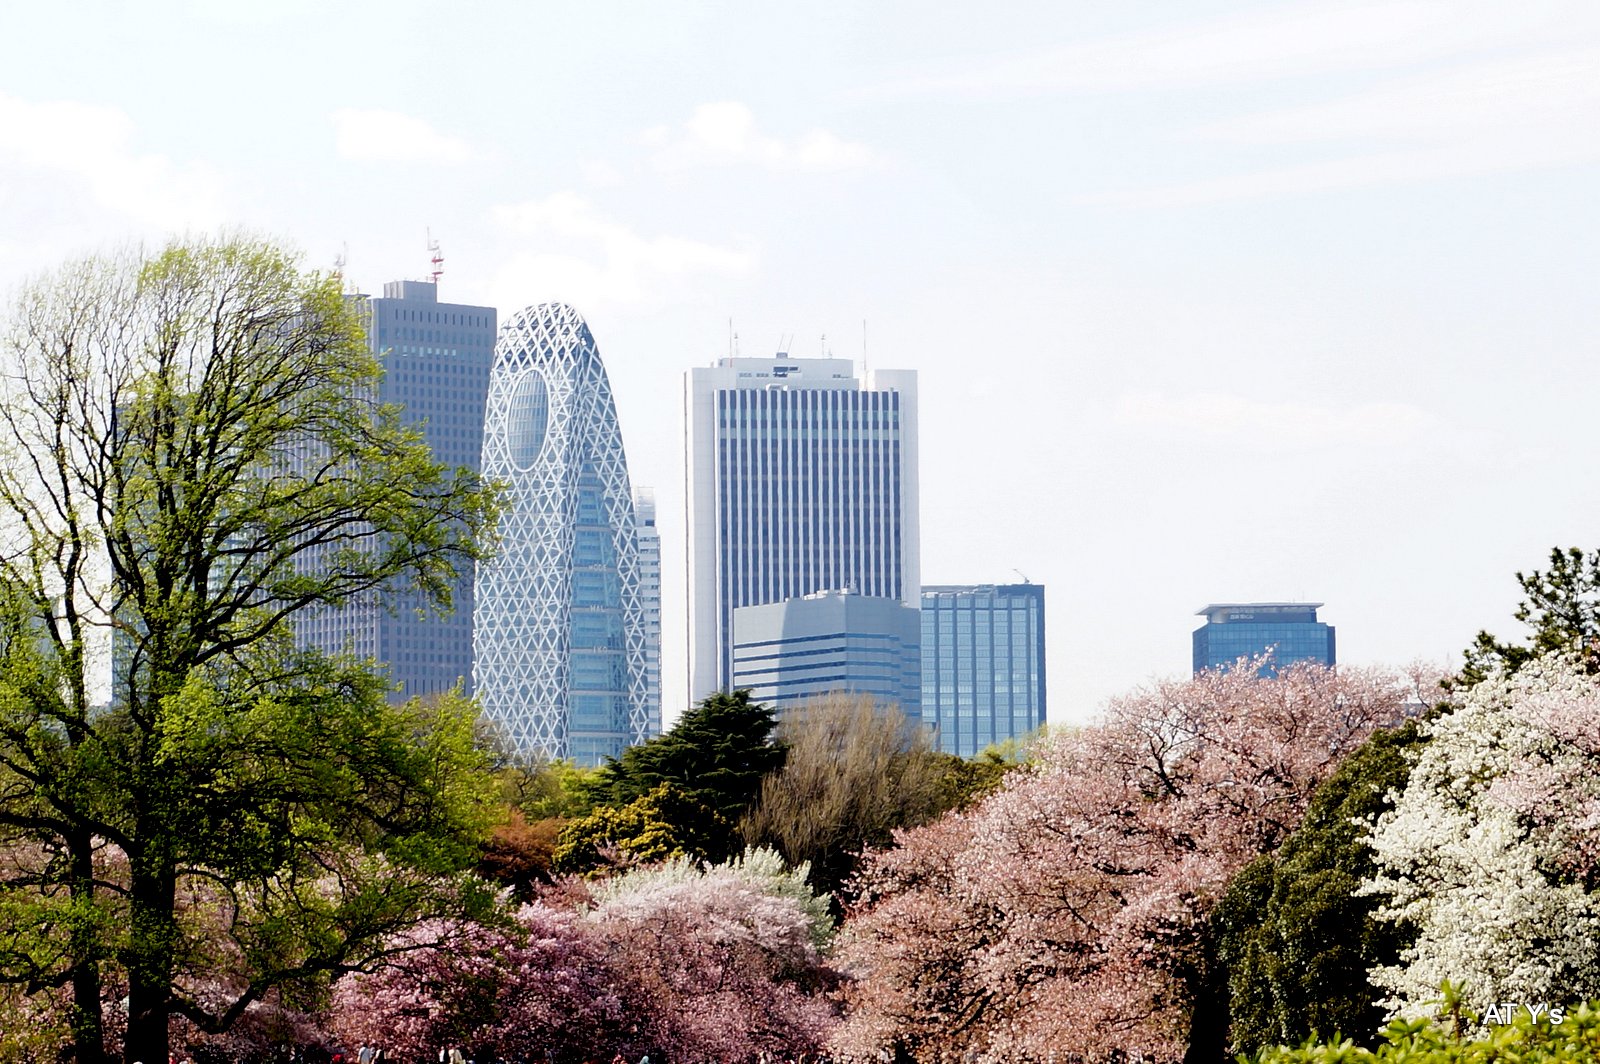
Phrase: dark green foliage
[
  {"left": 584, "top": 691, "right": 784, "bottom": 862},
  {"left": 1459, "top": 546, "right": 1600, "bottom": 687},
  {"left": 1216, "top": 721, "right": 1428, "bottom": 1057}
]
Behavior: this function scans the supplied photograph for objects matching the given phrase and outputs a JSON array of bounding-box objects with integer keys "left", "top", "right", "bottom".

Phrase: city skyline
[{"left": 3, "top": 2, "right": 1597, "bottom": 724}]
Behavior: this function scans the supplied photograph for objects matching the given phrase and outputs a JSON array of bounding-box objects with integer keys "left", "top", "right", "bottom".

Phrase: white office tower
[
  {"left": 474, "top": 304, "right": 652, "bottom": 764},
  {"left": 685, "top": 356, "right": 920, "bottom": 704}
]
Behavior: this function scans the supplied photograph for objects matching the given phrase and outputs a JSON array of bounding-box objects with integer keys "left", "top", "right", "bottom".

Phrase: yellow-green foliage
[
  {"left": 553, "top": 783, "right": 730, "bottom": 873},
  {"left": 1250, "top": 1003, "right": 1600, "bottom": 1063}
]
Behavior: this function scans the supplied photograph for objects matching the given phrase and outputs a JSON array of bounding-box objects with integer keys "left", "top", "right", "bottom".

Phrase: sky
[{"left": 3, "top": 1, "right": 1598, "bottom": 726}]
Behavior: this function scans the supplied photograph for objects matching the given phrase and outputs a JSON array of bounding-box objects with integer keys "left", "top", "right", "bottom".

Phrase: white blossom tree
[{"left": 1365, "top": 657, "right": 1600, "bottom": 1017}]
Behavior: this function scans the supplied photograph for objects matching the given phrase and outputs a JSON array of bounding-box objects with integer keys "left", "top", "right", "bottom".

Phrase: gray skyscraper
[
  {"left": 920, "top": 583, "right": 1047, "bottom": 756},
  {"left": 685, "top": 355, "right": 920, "bottom": 705},
  {"left": 295, "top": 279, "right": 495, "bottom": 699},
  {"left": 473, "top": 304, "right": 653, "bottom": 763}
]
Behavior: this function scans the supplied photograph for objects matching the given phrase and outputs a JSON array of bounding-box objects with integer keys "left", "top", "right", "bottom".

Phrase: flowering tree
[
  {"left": 833, "top": 663, "right": 1422, "bottom": 1064},
  {"left": 589, "top": 849, "right": 839, "bottom": 1062},
  {"left": 1365, "top": 657, "right": 1600, "bottom": 1017},
  {"left": 328, "top": 849, "right": 838, "bottom": 1063},
  {"left": 329, "top": 906, "right": 630, "bottom": 1062}
]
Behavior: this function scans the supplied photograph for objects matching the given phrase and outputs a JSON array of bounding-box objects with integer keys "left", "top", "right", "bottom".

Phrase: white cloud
[
  {"left": 488, "top": 193, "right": 754, "bottom": 311},
  {"left": 1113, "top": 391, "right": 1438, "bottom": 446},
  {"left": 864, "top": 0, "right": 1600, "bottom": 97},
  {"left": 646, "top": 102, "right": 881, "bottom": 172},
  {"left": 330, "top": 108, "right": 482, "bottom": 164},
  {"left": 0, "top": 93, "right": 227, "bottom": 239},
  {"left": 1083, "top": 48, "right": 1600, "bottom": 205}
]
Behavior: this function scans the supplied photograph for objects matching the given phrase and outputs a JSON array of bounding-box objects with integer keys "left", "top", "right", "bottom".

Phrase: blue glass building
[
  {"left": 920, "top": 583, "right": 1046, "bottom": 756},
  {"left": 1192, "top": 602, "right": 1336, "bottom": 676},
  {"left": 296, "top": 279, "right": 495, "bottom": 700},
  {"left": 731, "top": 591, "right": 921, "bottom": 714},
  {"left": 474, "top": 304, "right": 654, "bottom": 763}
]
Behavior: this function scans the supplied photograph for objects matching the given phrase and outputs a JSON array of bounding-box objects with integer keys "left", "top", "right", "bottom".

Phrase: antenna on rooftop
[
  {"left": 729, "top": 317, "right": 734, "bottom": 358},
  {"left": 332, "top": 244, "right": 348, "bottom": 288},
  {"left": 1013, "top": 568, "right": 1031, "bottom": 584},
  {"left": 426, "top": 229, "right": 444, "bottom": 286},
  {"left": 821, "top": 332, "right": 827, "bottom": 358}
]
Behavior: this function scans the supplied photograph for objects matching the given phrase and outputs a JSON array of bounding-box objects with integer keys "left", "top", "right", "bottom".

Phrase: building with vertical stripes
[
  {"left": 685, "top": 356, "right": 920, "bottom": 705},
  {"left": 920, "top": 583, "right": 1047, "bottom": 756},
  {"left": 633, "top": 486, "right": 664, "bottom": 739},
  {"left": 295, "top": 279, "right": 495, "bottom": 701}
]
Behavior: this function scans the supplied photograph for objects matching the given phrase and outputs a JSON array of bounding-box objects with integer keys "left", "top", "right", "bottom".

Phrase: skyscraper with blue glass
[
  {"left": 686, "top": 356, "right": 920, "bottom": 705},
  {"left": 295, "top": 279, "right": 495, "bottom": 700},
  {"left": 1192, "top": 602, "right": 1335, "bottom": 676},
  {"left": 920, "top": 583, "right": 1046, "bottom": 756},
  {"left": 473, "top": 303, "right": 654, "bottom": 763}
]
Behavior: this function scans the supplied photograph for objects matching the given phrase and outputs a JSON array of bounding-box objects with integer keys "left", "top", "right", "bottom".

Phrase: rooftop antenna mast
[
  {"left": 332, "top": 243, "right": 349, "bottom": 289},
  {"left": 427, "top": 228, "right": 444, "bottom": 286},
  {"left": 729, "top": 317, "right": 734, "bottom": 359}
]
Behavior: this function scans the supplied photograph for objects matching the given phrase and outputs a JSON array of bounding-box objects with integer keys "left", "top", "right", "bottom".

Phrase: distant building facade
[
  {"left": 920, "top": 583, "right": 1046, "bottom": 756},
  {"left": 685, "top": 356, "right": 920, "bottom": 704},
  {"left": 1192, "top": 602, "right": 1335, "bottom": 676},
  {"left": 731, "top": 590, "right": 921, "bottom": 713},
  {"left": 296, "top": 279, "right": 495, "bottom": 700},
  {"left": 633, "top": 486, "right": 663, "bottom": 739},
  {"left": 474, "top": 304, "right": 654, "bottom": 763}
]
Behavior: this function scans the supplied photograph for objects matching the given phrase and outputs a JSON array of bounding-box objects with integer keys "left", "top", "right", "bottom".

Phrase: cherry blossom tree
[
  {"left": 832, "top": 662, "right": 1424, "bottom": 1064},
  {"left": 328, "top": 849, "right": 839, "bottom": 1063},
  {"left": 588, "top": 849, "right": 839, "bottom": 1062},
  {"left": 328, "top": 907, "right": 629, "bottom": 1062}
]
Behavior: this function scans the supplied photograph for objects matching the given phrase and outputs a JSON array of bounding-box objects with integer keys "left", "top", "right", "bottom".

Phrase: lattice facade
[{"left": 474, "top": 304, "right": 652, "bottom": 762}]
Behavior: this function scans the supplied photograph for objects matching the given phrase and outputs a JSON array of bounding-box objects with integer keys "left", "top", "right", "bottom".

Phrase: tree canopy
[
  {"left": 0, "top": 236, "right": 500, "bottom": 1064},
  {"left": 1459, "top": 546, "right": 1600, "bottom": 686},
  {"left": 583, "top": 690, "right": 784, "bottom": 862}
]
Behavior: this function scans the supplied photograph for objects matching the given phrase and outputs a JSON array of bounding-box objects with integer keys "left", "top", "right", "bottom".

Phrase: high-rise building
[
  {"left": 295, "top": 279, "right": 496, "bottom": 700},
  {"left": 474, "top": 303, "right": 654, "bottom": 763},
  {"left": 731, "top": 590, "right": 921, "bottom": 714},
  {"left": 685, "top": 356, "right": 920, "bottom": 704},
  {"left": 633, "top": 486, "right": 663, "bottom": 738},
  {"left": 920, "top": 583, "right": 1047, "bottom": 756},
  {"left": 1192, "top": 602, "right": 1335, "bottom": 676}
]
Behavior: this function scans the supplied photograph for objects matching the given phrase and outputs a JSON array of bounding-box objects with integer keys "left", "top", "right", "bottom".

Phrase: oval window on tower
[{"left": 508, "top": 369, "right": 550, "bottom": 469}]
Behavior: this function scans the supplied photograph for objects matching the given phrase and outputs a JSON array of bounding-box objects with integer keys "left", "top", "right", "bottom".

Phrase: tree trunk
[
  {"left": 1183, "top": 932, "right": 1230, "bottom": 1064},
  {"left": 67, "top": 827, "right": 109, "bottom": 1064},
  {"left": 123, "top": 854, "right": 176, "bottom": 1064}
]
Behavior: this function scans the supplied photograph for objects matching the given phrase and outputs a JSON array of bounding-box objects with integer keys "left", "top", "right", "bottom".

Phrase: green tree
[
  {"left": 553, "top": 783, "right": 730, "bottom": 873},
  {"left": 1214, "top": 721, "right": 1428, "bottom": 1057},
  {"left": 1459, "top": 546, "right": 1600, "bottom": 687},
  {"left": 0, "top": 236, "right": 500, "bottom": 1064},
  {"left": 742, "top": 694, "right": 953, "bottom": 902},
  {"left": 584, "top": 690, "right": 784, "bottom": 861}
]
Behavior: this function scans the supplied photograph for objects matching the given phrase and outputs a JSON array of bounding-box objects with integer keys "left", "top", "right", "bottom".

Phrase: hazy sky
[{"left": 3, "top": 1, "right": 1598, "bottom": 724}]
